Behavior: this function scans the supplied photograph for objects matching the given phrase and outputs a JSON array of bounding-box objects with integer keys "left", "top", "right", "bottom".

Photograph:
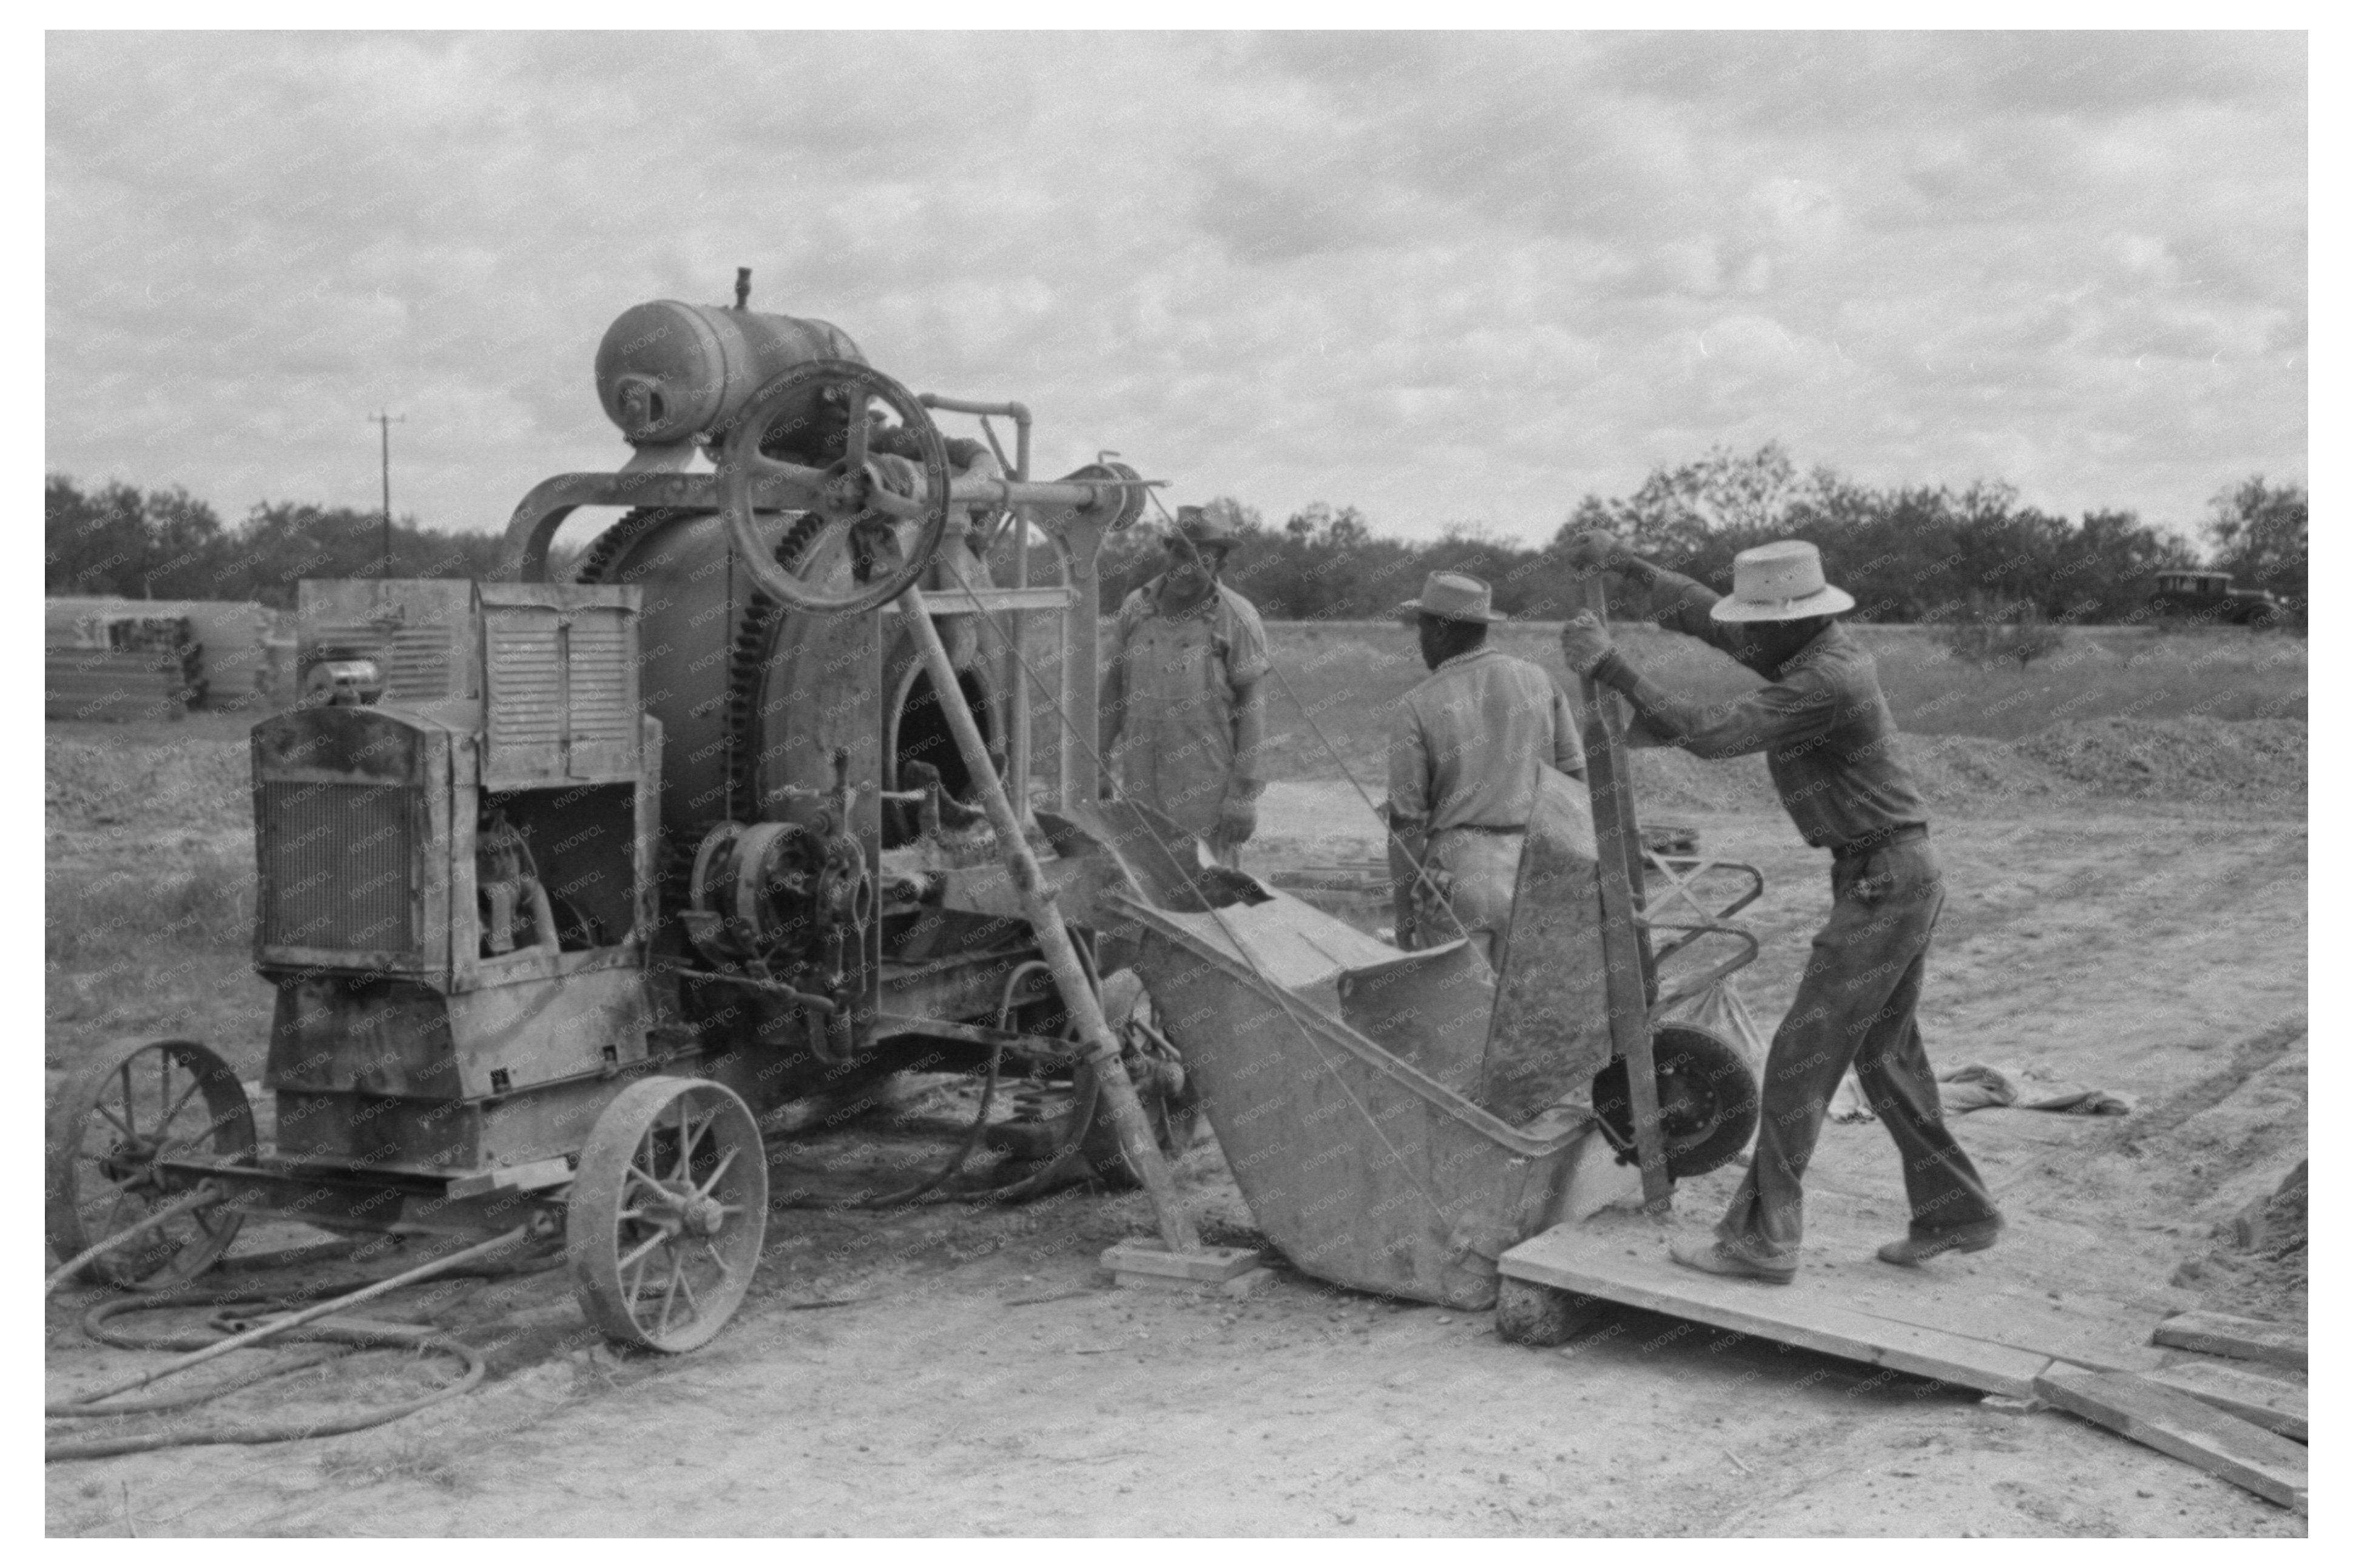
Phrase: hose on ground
[
  {"left": 44, "top": 1228, "right": 545, "bottom": 1462},
  {"left": 777, "top": 948, "right": 1112, "bottom": 1210}
]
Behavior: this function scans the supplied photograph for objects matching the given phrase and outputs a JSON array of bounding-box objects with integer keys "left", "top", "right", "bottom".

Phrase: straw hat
[
  {"left": 1169, "top": 504, "right": 1240, "bottom": 553},
  {"left": 1709, "top": 541, "right": 1857, "bottom": 623},
  {"left": 1397, "top": 571, "right": 1508, "bottom": 624}
]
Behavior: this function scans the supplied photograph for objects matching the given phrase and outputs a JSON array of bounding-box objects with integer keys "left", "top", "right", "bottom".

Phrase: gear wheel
[{"left": 570, "top": 504, "right": 831, "bottom": 914}]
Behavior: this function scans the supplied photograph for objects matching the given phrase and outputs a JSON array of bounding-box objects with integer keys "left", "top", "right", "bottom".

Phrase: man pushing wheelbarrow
[{"left": 1556, "top": 533, "right": 2003, "bottom": 1283}]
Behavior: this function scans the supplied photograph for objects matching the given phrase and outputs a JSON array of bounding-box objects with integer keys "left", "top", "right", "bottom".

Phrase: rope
[
  {"left": 41, "top": 1232, "right": 555, "bottom": 1461},
  {"left": 936, "top": 548, "right": 1457, "bottom": 1227},
  {"left": 1141, "top": 490, "right": 1468, "bottom": 946}
]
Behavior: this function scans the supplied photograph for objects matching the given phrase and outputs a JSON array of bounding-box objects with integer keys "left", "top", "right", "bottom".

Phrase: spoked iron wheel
[
  {"left": 46, "top": 1038, "right": 255, "bottom": 1289},
  {"left": 567, "top": 1077, "right": 768, "bottom": 1353}
]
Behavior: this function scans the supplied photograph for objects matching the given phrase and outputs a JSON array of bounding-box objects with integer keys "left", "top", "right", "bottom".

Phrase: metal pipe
[
  {"left": 893, "top": 581, "right": 1199, "bottom": 1253},
  {"left": 45, "top": 1186, "right": 223, "bottom": 1297}
]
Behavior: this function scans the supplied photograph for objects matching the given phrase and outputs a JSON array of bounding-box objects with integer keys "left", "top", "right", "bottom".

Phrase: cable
[
  {"left": 41, "top": 1232, "right": 551, "bottom": 1462},
  {"left": 936, "top": 549, "right": 1455, "bottom": 1226},
  {"left": 1141, "top": 489, "right": 1468, "bottom": 945}
]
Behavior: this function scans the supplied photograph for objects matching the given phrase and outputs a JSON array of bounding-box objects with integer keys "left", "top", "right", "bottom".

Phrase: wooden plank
[
  {"left": 2147, "top": 1359, "right": 2307, "bottom": 1442},
  {"left": 1577, "top": 574, "right": 1670, "bottom": 1211},
  {"left": 2152, "top": 1309, "right": 2306, "bottom": 1371},
  {"left": 2035, "top": 1364, "right": 2307, "bottom": 1513},
  {"left": 1500, "top": 1223, "right": 2051, "bottom": 1398},
  {"left": 1101, "top": 1242, "right": 1263, "bottom": 1285}
]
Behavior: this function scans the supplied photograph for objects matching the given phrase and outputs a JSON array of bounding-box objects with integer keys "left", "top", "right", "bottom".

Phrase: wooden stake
[
  {"left": 896, "top": 583, "right": 1199, "bottom": 1254},
  {"left": 1578, "top": 572, "right": 1671, "bottom": 1212}
]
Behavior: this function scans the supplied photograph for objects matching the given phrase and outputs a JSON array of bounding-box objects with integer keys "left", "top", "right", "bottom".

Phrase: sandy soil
[{"left": 45, "top": 774, "right": 2306, "bottom": 1536}]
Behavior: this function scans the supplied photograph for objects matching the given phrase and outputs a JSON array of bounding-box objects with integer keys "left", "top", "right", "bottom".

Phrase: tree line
[
  {"left": 44, "top": 476, "right": 508, "bottom": 606},
  {"left": 1095, "top": 444, "right": 2306, "bottom": 627},
  {"left": 49, "top": 444, "right": 2306, "bottom": 627}
]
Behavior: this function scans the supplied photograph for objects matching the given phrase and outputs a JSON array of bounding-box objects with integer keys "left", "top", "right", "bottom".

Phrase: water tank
[{"left": 593, "top": 301, "right": 865, "bottom": 447}]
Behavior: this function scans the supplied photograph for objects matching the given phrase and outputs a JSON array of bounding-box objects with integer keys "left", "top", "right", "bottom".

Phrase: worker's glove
[
  {"left": 1215, "top": 791, "right": 1258, "bottom": 846},
  {"left": 1559, "top": 610, "right": 1616, "bottom": 677},
  {"left": 1560, "top": 527, "right": 1627, "bottom": 572}
]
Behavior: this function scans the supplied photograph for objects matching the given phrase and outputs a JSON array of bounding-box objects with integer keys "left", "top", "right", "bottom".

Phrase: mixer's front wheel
[
  {"left": 567, "top": 1077, "right": 768, "bottom": 1353},
  {"left": 46, "top": 1038, "right": 255, "bottom": 1289}
]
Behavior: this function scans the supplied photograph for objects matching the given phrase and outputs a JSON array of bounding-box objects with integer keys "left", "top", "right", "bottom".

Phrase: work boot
[
  {"left": 1669, "top": 1239, "right": 1797, "bottom": 1285},
  {"left": 1876, "top": 1218, "right": 2004, "bottom": 1268}
]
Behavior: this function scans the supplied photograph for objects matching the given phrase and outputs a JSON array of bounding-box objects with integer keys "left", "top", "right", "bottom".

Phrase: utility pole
[{"left": 370, "top": 411, "right": 405, "bottom": 578}]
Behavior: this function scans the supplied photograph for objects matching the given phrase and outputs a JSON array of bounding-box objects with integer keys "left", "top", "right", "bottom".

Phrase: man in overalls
[
  {"left": 1386, "top": 572, "right": 1585, "bottom": 966},
  {"left": 1558, "top": 534, "right": 2002, "bottom": 1281},
  {"left": 1101, "top": 505, "right": 1270, "bottom": 868}
]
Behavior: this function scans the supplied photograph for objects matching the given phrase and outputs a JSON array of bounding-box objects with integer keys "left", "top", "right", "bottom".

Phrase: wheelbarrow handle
[{"left": 1641, "top": 922, "right": 1761, "bottom": 1021}]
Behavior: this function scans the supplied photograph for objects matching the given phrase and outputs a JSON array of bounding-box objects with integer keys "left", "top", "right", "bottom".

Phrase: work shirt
[
  {"left": 1388, "top": 646, "right": 1586, "bottom": 836},
  {"left": 1106, "top": 577, "right": 1271, "bottom": 841},
  {"left": 1593, "top": 569, "right": 1927, "bottom": 850}
]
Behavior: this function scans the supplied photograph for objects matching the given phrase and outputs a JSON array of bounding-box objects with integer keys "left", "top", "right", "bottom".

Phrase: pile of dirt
[
  {"left": 2173, "top": 1159, "right": 2309, "bottom": 1325},
  {"left": 2015, "top": 718, "right": 2306, "bottom": 805},
  {"left": 2117, "top": 1015, "right": 2309, "bottom": 1325},
  {"left": 1627, "top": 717, "right": 2303, "bottom": 819},
  {"left": 46, "top": 735, "right": 250, "bottom": 829}
]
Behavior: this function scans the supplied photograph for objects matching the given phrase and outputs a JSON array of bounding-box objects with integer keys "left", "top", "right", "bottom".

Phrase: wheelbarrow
[{"left": 1078, "top": 755, "right": 1765, "bottom": 1308}]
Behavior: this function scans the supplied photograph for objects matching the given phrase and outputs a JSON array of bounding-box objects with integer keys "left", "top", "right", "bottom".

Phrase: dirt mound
[
  {"left": 2014, "top": 717, "right": 2305, "bottom": 805},
  {"left": 2117, "top": 1015, "right": 2309, "bottom": 1324},
  {"left": 2173, "top": 1158, "right": 2309, "bottom": 1325},
  {"left": 1630, "top": 718, "right": 2303, "bottom": 819},
  {"left": 46, "top": 735, "right": 250, "bottom": 829}
]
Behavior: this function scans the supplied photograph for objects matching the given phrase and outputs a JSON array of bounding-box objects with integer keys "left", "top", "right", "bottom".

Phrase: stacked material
[
  {"left": 44, "top": 644, "right": 193, "bottom": 722},
  {"left": 44, "top": 597, "right": 282, "bottom": 712}
]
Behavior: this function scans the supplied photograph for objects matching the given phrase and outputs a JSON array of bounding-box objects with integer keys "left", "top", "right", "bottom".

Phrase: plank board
[
  {"left": 2035, "top": 1364, "right": 2307, "bottom": 1513},
  {"left": 2152, "top": 1309, "right": 2307, "bottom": 1371},
  {"left": 1500, "top": 1222, "right": 2053, "bottom": 1398},
  {"left": 2147, "top": 1359, "right": 2308, "bottom": 1443}
]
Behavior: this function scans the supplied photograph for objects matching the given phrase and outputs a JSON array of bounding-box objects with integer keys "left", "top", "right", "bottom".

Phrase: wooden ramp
[
  {"left": 1499, "top": 1218, "right": 2056, "bottom": 1398},
  {"left": 1501, "top": 1208, "right": 2309, "bottom": 1512}
]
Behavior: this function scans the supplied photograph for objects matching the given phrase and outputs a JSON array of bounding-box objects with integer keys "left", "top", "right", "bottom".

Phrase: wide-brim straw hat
[
  {"left": 1169, "top": 505, "right": 1240, "bottom": 553},
  {"left": 1709, "top": 540, "right": 1857, "bottom": 623},
  {"left": 1397, "top": 570, "right": 1508, "bottom": 624}
]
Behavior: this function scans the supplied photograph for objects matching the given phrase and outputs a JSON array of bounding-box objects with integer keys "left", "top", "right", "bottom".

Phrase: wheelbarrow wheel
[
  {"left": 46, "top": 1038, "right": 255, "bottom": 1289},
  {"left": 1590, "top": 1022, "right": 1759, "bottom": 1180},
  {"left": 1071, "top": 969, "right": 1202, "bottom": 1188},
  {"left": 567, "top": 1076, "right": 768, "bottom": 1353}
]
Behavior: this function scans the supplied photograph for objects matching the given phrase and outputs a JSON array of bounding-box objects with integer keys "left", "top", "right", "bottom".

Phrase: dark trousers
[{"left": 1715, "top": 837, "right": 1999, "bottom": 1262}]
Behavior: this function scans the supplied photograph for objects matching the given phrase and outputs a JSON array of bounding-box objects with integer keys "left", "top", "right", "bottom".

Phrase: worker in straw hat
[
  {"left": 1101, "top": 502, "right": 1271, "bottom": 868},
  {"left": 1558, "top": 533, "right": 2001, "bottom": 1283},
  {"left": 1385, "top": 571, "right": 1585, "bottom": 965}
]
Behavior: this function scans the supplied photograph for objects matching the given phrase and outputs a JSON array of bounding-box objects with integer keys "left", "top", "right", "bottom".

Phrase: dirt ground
[{"left": 44, "top": 723, "right": 2307, "bottom": 1537}]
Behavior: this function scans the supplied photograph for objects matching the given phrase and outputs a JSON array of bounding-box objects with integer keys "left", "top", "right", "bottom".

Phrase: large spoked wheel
[
  {"left": 714, "top": 358, "right": 954, "bottom": 616},
  {"left": 567, "top": 1076, "right": 769, "bottom": 1353},
  {"left": 46, "top": 1038, "right": 255, "bottom": 1289},
  {"left": 1590, "top": 1021, "right": 1760, "bottom": 1180}
]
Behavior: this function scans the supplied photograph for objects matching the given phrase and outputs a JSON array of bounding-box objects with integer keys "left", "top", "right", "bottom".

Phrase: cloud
[{"left": 46, "top": 31, "right": 2305, "bottom": 545}]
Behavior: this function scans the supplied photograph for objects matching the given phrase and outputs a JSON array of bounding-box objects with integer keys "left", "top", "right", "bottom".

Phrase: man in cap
[
  {"left": 1386, "top": 571, "right": 1586, "bottom": 966},
  {"left": 1558, "top": 533, "right": 2001, "bottom": 1283},
  {"left": 1101, "top": 504, "right": 1271, "bottom": 868}
]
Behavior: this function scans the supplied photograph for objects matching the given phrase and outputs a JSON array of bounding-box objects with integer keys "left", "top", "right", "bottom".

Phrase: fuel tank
[{"left": 594, "top": 301, "right": 865, "bottom": 447}]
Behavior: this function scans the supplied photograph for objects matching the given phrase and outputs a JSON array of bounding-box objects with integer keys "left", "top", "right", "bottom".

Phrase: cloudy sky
[{"left": 47, "top": 31, "right": 2305, "bottom": 547}]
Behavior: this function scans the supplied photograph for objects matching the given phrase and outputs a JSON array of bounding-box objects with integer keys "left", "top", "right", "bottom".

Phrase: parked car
[{"left": 2147, "top": 570, "right": 2284, "bottom": 627}]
